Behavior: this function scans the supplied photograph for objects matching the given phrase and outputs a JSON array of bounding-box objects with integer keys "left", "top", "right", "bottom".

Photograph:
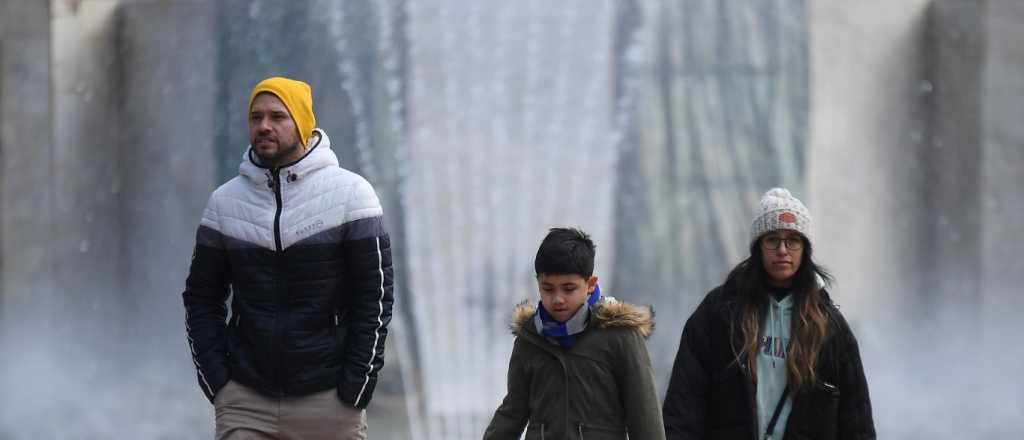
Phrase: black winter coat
[
  {"left": 183, "top": 130, "right": 394, "bottom": 409},
  {"left": 662, "top": 285, "right": 875, "bottom": 440}
]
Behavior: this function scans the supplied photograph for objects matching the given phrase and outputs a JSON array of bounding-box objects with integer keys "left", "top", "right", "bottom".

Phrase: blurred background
[{"left": 1, "top": 0, "right": 1022, "bottom": 438}]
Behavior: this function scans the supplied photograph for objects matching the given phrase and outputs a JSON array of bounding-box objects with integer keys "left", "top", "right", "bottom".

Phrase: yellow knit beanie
[{"left": 248, "top": 77, "right": 316, "bottom": 147}]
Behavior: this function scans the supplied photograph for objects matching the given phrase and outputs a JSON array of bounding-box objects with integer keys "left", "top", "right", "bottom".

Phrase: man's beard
[{"left": 254, "top": 138, "right": 302, "bottom": 166}]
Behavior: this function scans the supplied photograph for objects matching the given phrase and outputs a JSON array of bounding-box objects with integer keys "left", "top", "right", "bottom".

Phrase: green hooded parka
[{"left": 484, "top": 299, "right": 666, "bottom": 440}]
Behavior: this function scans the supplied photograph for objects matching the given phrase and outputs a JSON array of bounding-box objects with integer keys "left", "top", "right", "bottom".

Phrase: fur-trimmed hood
[{"left": 510, "top": 297, "right": 654, "bottom": 338}]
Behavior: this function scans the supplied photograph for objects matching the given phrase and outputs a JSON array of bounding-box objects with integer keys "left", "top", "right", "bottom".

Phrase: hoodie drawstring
[{"left": 770, "top": 301, "right": 777, "bottom": 368}]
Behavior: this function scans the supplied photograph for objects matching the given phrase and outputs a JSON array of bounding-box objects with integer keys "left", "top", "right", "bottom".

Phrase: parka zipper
[
  {"left": 561, "top": 357, "right": 570, "bottom": 440},
  {"left": 522, "top": 330, "right": 577, "bottom": 440},
  {"left": 270, "top": 168, "right": 286, "bottom": 396},
  {"left": 271, "top": 168, "right": 284, "bottom": 252}
]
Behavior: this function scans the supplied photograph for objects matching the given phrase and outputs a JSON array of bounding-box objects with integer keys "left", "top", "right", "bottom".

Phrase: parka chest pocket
[
  {"left": 792, "top": 381, "right": 840, "bottom": 440},
  {"left": 814, "top": 381, "right": 840, "bottom": 427}
]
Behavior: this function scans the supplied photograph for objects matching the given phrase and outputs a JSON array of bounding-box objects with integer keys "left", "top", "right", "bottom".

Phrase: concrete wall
[
  {"left": 808, "top": 0, "right": 932, "bottom": 337},
  {"left": 979, "top": 0, "right": 1024, "bottom": 348},
  {"left": 974, "top": 0, "right": 1024, "bottom": 433},
  {"left": 0, "top": 0, "right": 55, "bottom": 306},
  {"left": 1, "top": 1, "right": 219, "bottom": 437},
  {"left": 810, "top": 0, "right": 1024, "bottom": 436},
  {"left": 0, "top": 0, "right": 58, "bottom": 436},
  {"left": 0, "top": 0, "right": 56, "bottom": 368},
  {"left": 117, "top": 0, "right": 218, "bottom": 355},
  {"left": 928, "top": 0, "right": 985, "bottom": 347},
  {"left": 51, "top": 0, "right": 123, "bottom": 362}
]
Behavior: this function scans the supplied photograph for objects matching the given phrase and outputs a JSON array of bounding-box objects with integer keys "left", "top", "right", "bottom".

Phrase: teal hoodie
[{"left": 756, "top": 292, "right": 793, "bottom": 439}]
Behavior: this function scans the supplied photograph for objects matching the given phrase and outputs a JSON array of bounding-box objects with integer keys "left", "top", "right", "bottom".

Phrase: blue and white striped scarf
[{"left": 534, "top": 284, "right": 602, "bottom": 349}]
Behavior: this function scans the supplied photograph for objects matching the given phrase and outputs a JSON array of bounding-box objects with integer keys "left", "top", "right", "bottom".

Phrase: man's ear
[{"left": 587, "top": 275, "right": 599, "bottom": 292}]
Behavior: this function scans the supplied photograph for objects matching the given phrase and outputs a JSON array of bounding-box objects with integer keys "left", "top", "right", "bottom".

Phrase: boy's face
[{"left": 537, "top": 273, "right": 599, "bottom": 323}]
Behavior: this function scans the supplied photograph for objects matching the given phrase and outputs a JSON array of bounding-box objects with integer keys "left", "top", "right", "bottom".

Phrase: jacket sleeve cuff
[
  {"left": 198, "top": 368, "right": 230, "bottom": 405},
  {"left": 336, "top": 378, "right": 374, "bottom": 409}
]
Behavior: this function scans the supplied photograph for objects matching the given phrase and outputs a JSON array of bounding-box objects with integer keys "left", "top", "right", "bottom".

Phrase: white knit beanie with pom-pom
[{"left": 749, "top": 188, "right": 812, "bottom": 245}]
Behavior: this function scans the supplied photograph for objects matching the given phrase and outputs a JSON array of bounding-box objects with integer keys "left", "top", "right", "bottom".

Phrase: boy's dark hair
[{"left": 534, "top": 227, "right": 596, "bottom": 278}]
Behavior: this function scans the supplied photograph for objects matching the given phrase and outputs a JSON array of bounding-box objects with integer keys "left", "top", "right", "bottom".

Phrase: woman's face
[{"left": 760, "top": 229, "right": 804, "bottom": 287}]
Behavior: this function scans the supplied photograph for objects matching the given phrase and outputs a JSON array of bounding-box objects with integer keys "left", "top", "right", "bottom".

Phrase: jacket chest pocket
[
  {"left": 791, "top": 381, "right": 839, "bottom": 440},
  {"left": 813, "top": 381, "right": 840, "bottom": 439}
]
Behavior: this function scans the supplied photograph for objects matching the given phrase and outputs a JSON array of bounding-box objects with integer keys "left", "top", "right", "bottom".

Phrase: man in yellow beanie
[
  {"left": 247, "top": 77, "right": 317, "bottom": 167},
  {"left": 183, "top": 76, "right": 393, "bottom": 440}
]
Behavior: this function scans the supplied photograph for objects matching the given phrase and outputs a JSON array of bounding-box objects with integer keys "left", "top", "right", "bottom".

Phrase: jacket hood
[
  {"left": 510, "top": 298, "right": 654, "bottom": 338},
  {"left": 239, "top": 128, "right": 337, "bottom": 182}
]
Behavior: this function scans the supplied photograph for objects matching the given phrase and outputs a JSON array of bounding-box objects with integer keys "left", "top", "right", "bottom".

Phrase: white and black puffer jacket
[{"left": 183, "top": 129, "right": 393, "bottom": 409}]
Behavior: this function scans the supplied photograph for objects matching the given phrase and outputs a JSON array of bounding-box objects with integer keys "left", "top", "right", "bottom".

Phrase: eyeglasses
[{"left": 761, "top": 235, "right": 803, "bottom": 251}]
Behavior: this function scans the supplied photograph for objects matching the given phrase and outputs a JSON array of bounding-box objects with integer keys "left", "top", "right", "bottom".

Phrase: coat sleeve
[
  {"left": 618, "top": 325, "right": 667, "bottom": 440},
  {"left": 182, "top": 196, "right": 232, "bottom": 403},
  {"left": 833, "top": 312, "right": 877, "bottom": 440},
  {"left": 662, "top": 291, "right": 717, "bottom": 440},
  {"left": 483, "top": 337, "right": 531, "bottom": 440},
  {"left": 336, "top": 177, "right": 395, "bottom": 409}
]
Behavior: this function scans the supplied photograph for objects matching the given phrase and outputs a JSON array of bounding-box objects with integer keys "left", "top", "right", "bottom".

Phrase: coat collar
[
  {"left": 510, "top": 297, "right": 654, "bottom": 339},
  {"left": 239, "top": 128, "right": 338, "bottom": 183}
]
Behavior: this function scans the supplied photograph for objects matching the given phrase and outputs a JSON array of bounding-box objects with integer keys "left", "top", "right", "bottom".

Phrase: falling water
[
  {"left": 400, "top": 1, "right": 619, "bottom": 438},
  {"left": 2, "top": 1, "right": 1023, "bottom": 439}
]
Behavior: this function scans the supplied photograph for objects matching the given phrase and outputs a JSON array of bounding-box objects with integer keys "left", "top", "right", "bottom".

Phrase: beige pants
[{"left": 214, "top": 380, "right": 368, "bottom": 440}]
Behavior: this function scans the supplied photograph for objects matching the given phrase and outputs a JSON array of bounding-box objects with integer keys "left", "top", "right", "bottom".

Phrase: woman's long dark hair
[{"left": 726, "top": 234, "right": 833, "bottom": 390}]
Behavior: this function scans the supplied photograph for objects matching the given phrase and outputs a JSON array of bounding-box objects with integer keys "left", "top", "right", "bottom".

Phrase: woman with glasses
[{"left": 662, "top": 188, "right": 875, "bottom": 440}]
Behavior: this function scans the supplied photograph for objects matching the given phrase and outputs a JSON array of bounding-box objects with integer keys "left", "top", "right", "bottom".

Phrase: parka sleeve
[
  {"left": 618, "top": 326, "right": 667, "bottom": 440},
  {"left": 182, "top": 195, "right": 232, "bottom": 403},
  {"left": 833, "top": 313, "right": 877, "bottom": 440},
  {"left": 662, "top": 291, "right": 717, "bottom": 440},
  {"left": 483, "top": 337, "right": 531, "bottom": 440},
  {"left": 336, "top": 177, "right": 395, "bottom": 409}
]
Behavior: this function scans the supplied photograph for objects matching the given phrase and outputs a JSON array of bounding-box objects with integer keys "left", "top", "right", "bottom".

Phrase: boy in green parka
[{"left": 483, "top": 228, "right": 666, "bottom": 440}]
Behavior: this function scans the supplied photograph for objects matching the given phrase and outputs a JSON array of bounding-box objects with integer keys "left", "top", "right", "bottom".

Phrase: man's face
[
  {"left": 249, "top": 93, "right": 302, "bottom": 166},
  {"left": 537, "top": 273, "right": 598, "bottom": 323}
]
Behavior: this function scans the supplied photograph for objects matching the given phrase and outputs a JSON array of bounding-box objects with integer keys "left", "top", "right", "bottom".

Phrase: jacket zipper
[
  {"left": 523, "top": 332, "right": 574, "bottom": 440},
  {"left": 577, "top": 422, "right": 584, "bottom": 439},
  {"left": 270, "top": 169, "right": 286, "bottom": 396},
  {"left": 561, "top": 357, "right": 570, "bottom": 440},
  {"left": 272, "top": 169, "right": 284, "bottom": 252}
]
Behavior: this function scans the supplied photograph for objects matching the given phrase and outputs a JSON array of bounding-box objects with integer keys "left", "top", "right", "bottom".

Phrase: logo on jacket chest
[{"left": 295, "top": 219, "right": 325, "bottom": 238}]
